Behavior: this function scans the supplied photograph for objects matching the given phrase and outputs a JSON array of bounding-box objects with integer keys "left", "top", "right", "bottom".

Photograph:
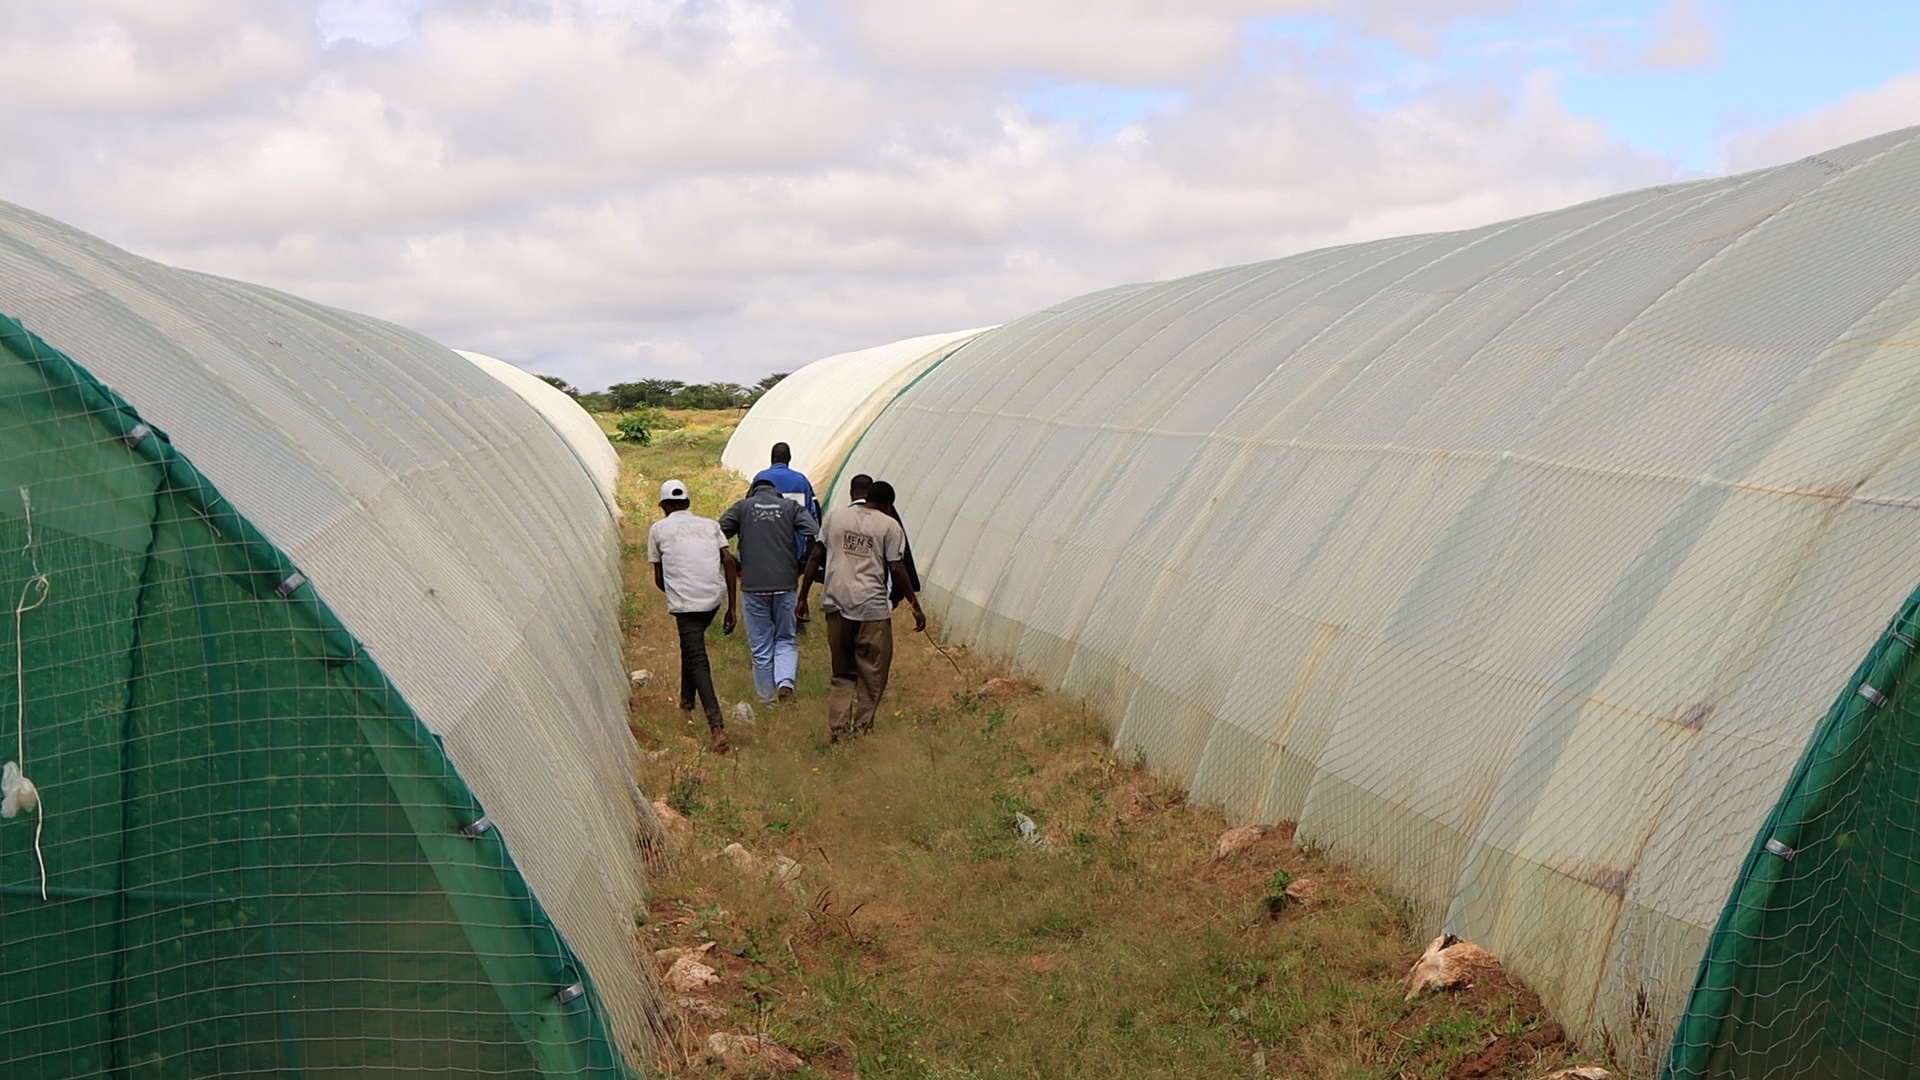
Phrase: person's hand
[
  {"left": 911, "top": 601, "right": 927, "bottom": 633},
  {"left": 723, "top": 608, "right": 737, "bottom": 634},
  {"left": 795, "top": 595, "right": 809, "bottom": 623}
]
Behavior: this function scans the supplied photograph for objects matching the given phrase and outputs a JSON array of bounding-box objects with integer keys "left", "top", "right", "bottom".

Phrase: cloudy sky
[{"left": 1, "top": 1, "right": 1916, "bottom": 389}]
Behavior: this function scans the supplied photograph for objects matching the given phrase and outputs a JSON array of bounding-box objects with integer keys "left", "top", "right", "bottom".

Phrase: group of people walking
[{"left": 644, "top": 442, "right": 925, "bottom": 752}]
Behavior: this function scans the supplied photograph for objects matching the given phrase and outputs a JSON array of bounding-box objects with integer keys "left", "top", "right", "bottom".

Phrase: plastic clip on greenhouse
[
  {"left": 0, "top": 203, "right": 659, "bottom": 1075},
  {"left": 731, "top": 124, "right": 1920, "bottom": 1078}
]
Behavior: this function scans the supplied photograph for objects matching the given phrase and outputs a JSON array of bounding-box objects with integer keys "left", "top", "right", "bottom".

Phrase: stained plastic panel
[
  {"left": 458, "top": 350, "right": 621, "bottom": 519},
  {"left": 0, "top": 320, "right": 630, "bottom": 1076},
  {"left": 721, "top": 328, "right": 991, "bottom": 493},
  {"left": 825, "top": 125, "right": 1920, "bottom": 1072},
  {"left": 0, "top": 202, "right": 658, "bottom": 1070}
]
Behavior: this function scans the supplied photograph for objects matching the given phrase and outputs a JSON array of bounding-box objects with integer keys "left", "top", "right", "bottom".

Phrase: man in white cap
[{"left": 646, "top": 479, "right": 738, "bottom": 753}]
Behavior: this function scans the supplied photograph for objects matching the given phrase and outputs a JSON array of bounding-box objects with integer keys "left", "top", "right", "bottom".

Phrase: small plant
[
  {"left": 614, "top": 413, "right": 651, "bottom": 444},
  {"left": 704, "top": 795, "right": 745, "bottom": 837},
  {"left": 683, "top": 901, "right": 726, "bottom": 938},
  {"left": 667, "top": 771, "right": 705, "bottom": 817},
  {"left": 614, "top": 407, "right": 670, "bottom": 444},
  {"left": 1262, "top": 869, "right": 1294, "bottom": 917}
]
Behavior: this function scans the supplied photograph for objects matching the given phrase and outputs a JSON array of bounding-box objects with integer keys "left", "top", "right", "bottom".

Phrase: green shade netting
[
  {"left": 0, "top": 314, "right": 633, "bottom": 1078},
  {"left": 1665, "top": 591, "right": 1920, "bottom": 1078}
]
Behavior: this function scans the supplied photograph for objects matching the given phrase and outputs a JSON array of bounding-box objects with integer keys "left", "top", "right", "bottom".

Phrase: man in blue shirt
[{"left": 750, "top": 442, "right": 819, "bottom": 561}]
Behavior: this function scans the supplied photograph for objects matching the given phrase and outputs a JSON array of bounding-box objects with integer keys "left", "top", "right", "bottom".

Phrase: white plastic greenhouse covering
[
  {"left": 721, "top": 327, "right": 991, "bottom": 489},
  {"left": 0, "top": 202, "right": 658, "bottom": 1067},
  {"left": 458, "top": 349, "right": 622, "bottom": 515},
  {"left": 828, "top": 125, "right": 1920, "bottom": 1069}
]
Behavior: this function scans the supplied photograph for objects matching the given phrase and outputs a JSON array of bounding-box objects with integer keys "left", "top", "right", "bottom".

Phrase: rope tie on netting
[{"left": 2, "top": 486, "right": 50, "bottom": 899}]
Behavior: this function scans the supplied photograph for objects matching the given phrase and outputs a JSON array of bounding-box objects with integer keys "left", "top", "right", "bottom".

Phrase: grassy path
[{"left": 611, "top": 415, "right": 1598, "bottom": 1080}]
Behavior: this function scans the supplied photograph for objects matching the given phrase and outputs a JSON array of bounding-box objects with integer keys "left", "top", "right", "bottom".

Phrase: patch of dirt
[
  {"left": 1112, "top": 782, "right": 1185, "bottom": 828},
  {"left": 1023, "top": 952, "right": 1063, "bottom": 975},
  {"left": 1444, "top": 1020, "right": 1565, "bottom": 1080}
]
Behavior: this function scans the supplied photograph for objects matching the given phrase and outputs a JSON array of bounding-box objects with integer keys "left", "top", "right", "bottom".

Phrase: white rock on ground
[
  {"left": 705, "top": 1032, "right": 804, "bottom": 1075},
  {"left": 1212, "top": 824, "right": 1267, "bottom": 861},
  {"left": 650, "top": 799, "right": 694, "bottom": 848},
  {"left": 1283, "top": 876, "right": 1320, "bottom": 905},
  {"left": 674, "top": 996, "right": 730, "bottom": 1021},
  {"left": 980, "top": 676, "right": 1026, "bottom": 698},
  {"left": 1013, "top": 812, "right": 1053, "bottom": 849},
  {"left": 664, "top": 953, "right": 721, "bottom": 993},
  {"left": 1404, "top": 934, "right": 1499, "bottom": 1000},
  {"left": 654, "top": 941, "right": 718, "bottom": 964},
  {"left": 719, "top": 842, "right": 802, "bottom": 883},
  {"left": 1540, "top": 1069, "right": 1610, "bottom": 1080}
]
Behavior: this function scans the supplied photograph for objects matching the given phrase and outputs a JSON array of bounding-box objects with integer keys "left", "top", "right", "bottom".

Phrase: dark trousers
[
  {"left": 825, "top": 611, "right": 893, "bottom": 736},
  {"left": 674, "top": 608, "right": 722, "bottom": 726}
]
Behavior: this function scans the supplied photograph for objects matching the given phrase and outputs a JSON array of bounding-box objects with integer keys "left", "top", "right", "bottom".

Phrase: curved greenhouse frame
[
  {"left": 0, "top": 202, "right": 655, "bottom": 1075},
  {"left": 721, "top": 328, "right": 990, "bottom": 489},
  {"left": 459, "top": 350, "right": 622, "bottom": 517},
  {"left": 814, "top": 125, "right": 1920, "bottom": 1075}
]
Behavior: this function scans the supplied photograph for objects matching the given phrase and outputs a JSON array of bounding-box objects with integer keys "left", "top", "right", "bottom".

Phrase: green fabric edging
[
  {"left": 820, "top": 334, "right": 986, "bottom": 513},
  {"left": 1663, "top": 587, "right": 1920, "bottom": 1078},
  {"left": 0, "top": 312, "right": 636, "bottom": 1078}
]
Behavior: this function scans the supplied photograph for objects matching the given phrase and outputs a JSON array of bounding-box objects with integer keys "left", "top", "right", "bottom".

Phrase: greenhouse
[
  {"left": 761, "top": 124, "right": 1920, "bottom": 1077},
  {"left": 721, "top": 327, "right": 989, "bottom": 487},
  {"left": 458, "top": 350, "right": 623, "bottom": 517},
  {"left": 0, "top": 202, "right": 655, "bottom": 1076}
]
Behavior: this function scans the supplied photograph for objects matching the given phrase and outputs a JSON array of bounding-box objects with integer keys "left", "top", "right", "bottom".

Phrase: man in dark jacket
[
  {"left": 720, "top": 477, "right": 818, "bottom": 705},
  {"left": 875, "top": 483, "right": 921, "bottom": 608},
  {"left": 844, "top": 473, "right": 921, "bottom": 609}
]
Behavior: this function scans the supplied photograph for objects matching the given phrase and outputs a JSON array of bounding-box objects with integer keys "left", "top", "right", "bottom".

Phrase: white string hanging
[{"left": 2, "top": 486, "right": 50, "bottom": 900}]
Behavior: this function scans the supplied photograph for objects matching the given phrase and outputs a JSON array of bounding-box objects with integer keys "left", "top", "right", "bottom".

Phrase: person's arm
[
  {"left": 652, "top": 562, "right": 665, "bottom": 593},
  {"left": 882, "top": 518, "right": 924, "bottom": 631},
  {"left": 796, "top": 540, "right": 825, "bottom": 622},
  {"left": 717, "top": 500, "right": 741, "bottom": 539},
  {"left": 888, "top": 558, "right": 926, "bottom": 632},
  {"left": 647, "top": 529, "right": 666, "bottom": 594},
  {"left": 721, "top": 548, "right": 739, "bottom": 634}
]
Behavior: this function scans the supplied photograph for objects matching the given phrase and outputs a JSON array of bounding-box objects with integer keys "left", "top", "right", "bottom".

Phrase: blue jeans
[{"left": 742, "top": 591, "right": 798, "bottom": 704}]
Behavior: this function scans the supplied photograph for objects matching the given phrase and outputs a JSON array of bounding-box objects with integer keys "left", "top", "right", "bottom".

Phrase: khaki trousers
[{"left": 825, "top": 610, "right": 893, "bottom": 736}]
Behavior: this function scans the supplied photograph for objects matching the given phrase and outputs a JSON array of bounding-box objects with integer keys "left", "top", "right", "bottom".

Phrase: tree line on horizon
[{"left": 536, "top": 372, "right": 788, "bottom": 412}]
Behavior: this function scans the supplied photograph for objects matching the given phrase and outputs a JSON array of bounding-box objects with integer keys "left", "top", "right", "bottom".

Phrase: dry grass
[{"left": 614, "top": 416, "right": 1606, "bottom": 1080}]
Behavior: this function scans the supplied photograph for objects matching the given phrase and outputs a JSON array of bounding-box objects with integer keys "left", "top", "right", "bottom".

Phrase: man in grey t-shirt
[
  {"left": 719, "top": 477, "right": 818, "bottom": 706},
  {"left": 799, "top": 480, "right": 925, "bottom": 740}
]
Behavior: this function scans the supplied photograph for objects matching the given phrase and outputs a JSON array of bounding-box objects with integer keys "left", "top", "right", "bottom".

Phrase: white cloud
[
  {"left": 1582, "top": 0, "right": 1717, "bottom": 73},
  {"left": 1640, "top": 0, "right": 1716, "bottom": 69},
  {"left": 1719, "top": 72, "right": 1920, "bottom": 173},
  {"left": 0, "top": 0, "right": 1678, "bottom": 389},
  {"left": 832, "top": 0, "right": 1518, "bottom": 81},
  {"left": 0, "top": 1, "right": 315, "bottom": 113},
  {"left": 316, "top": 0, "right": 416, "bottom": 46}
]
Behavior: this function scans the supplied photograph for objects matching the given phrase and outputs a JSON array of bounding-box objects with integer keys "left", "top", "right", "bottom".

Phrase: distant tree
[
  {"left": 749, "top": 373, "right": 789, "bottom": 403},
  {"left": 607, "top": 379, "right": 685, "bottom": 410},
  {"left": 672, "top": 382, "right": 750, "bottom": 410},
  {"left": 535, "top": 374, "right": 574, "bottom": 395}
]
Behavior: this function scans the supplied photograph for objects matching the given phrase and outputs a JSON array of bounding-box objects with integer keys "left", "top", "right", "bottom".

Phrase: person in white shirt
[{"left": 646, "top": 479, "right": 739, "bottom": 753}]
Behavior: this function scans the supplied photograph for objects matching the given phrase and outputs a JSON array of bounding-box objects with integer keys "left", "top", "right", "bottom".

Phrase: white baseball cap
[{"left": 659, "top": 479, "right": 689, "bottom": 501}]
